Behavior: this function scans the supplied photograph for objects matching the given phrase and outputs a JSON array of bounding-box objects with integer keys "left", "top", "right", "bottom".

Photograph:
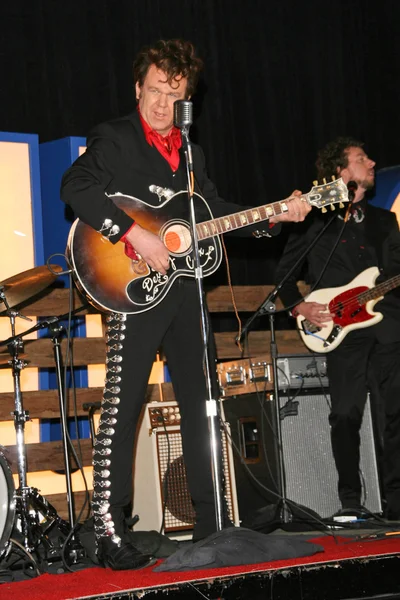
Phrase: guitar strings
[{"left": 324, "top": 276, "right": 400, "bottom": 316}]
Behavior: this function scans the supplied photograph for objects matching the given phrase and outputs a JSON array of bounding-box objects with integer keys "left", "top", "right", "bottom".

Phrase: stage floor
[{"left": 2, "top": 521, "right": 400, "bottom": 600}]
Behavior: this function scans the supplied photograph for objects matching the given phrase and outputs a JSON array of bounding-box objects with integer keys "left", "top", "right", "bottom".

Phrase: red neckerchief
[
  {"left": 138, "top": 107, "right": 182, "bottom": 172},
  {"left": 121, "top": 108, "right": 182, "bottom": 256}
]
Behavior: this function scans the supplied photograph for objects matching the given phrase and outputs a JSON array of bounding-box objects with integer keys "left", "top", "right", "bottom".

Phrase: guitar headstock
[{"left": 307, "top": 177, "right": 349, "bottom": 212}]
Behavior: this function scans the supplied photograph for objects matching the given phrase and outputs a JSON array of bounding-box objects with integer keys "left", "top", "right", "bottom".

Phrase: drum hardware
[
  {"left": 0, "top": 265, "right": 87, "bottom": 565},
  {"left": 0, "top": 447, "right": 16, "bottom": 560}
]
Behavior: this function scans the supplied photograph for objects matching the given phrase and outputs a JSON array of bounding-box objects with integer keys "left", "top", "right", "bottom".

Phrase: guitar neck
[
  {"left": 196, "top": 194, "right": 308, "bottom": 240},
  {"left": 359, "top": 274, "right": 400, "bottom": 304}
]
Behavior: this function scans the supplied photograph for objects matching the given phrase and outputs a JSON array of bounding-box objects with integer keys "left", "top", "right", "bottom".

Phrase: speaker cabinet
[
  {"left": 279, "top": 391, "right": 382, "bottom": 518},
  {"left": 132, "top": 401, "right": 239, "bottom": 537},
  {"left": 222, "top": 393, "right": 280, "bottom": 522},
  {"left": 223, "top": 391, "right": 382, "bottom": 521}
]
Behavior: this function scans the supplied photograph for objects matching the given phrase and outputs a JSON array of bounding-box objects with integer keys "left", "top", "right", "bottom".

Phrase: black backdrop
[{"left": 1, "top": 0, "right": 399, "bottom": 288}]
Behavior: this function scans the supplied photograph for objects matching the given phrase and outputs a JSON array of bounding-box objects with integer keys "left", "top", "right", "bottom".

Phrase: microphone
[
  {"left": 347, "top": 180, "right": 358, "bottom": 201},
  {"left": 173, "top": 100, "right": 193, "bottom": 129},
  {"left": 174, "top": 100, "right": 194, "bottom": 173}
]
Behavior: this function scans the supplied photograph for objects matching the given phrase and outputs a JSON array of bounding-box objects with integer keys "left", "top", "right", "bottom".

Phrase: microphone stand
[
  {"left": 238, "top": 210, "right": 341, "bottom": 524},
  {"left": 180, "top": 124, "right": 225, "bottom": 532}
]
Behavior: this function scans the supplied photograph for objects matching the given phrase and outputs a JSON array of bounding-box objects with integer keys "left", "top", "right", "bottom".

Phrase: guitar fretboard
[
  {"left": 196, "top": 196, "right": 306, "bottom": 240},
  {"left": 358, "top": 274, "right": 400, "bottom": 304}
]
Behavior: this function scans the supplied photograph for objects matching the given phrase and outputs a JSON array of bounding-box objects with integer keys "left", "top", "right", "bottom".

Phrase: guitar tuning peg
[
  {"left": 313, "top": 180, "right": 318, "bottom": 186},
  {"left": 323, "top": 178, "right": 327, "bottom": 184},
  {"left": 339, "top": 202, "right": 344, "bottom": 209},
  {"left": 321, "top": 207, "right": 327, "bottom": 213},
  {"left": 330, "top": 204, "right": 335, "bottom": 211},
  {"left": 331, "top": 175, "right": 336, "bottom": 181}
]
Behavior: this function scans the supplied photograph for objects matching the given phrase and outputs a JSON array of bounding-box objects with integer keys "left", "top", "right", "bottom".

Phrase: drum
[{"left": 0, "top": 450, "right": 15, "bottom": 557}]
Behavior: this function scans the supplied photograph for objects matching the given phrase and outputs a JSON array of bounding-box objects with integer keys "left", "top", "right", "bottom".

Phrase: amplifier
[
  {"left": 218, "top": 353, "right": 329, "bottom": 398},
  {"left": 217, "top": 356, "right": 272, "bottom": 397},
  {"left": 277, "top": 353, "right": 329, "bottom": 391},
  {"left": 132, "top": 401, "right": 239, "bottom": 539}
]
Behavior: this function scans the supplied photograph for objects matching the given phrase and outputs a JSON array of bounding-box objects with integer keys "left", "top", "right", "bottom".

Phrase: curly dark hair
[
  {"left": 133, "top": 39, "right": 203, "bottom": 98},
  {"left": 316, "top": 136, "right": 364, "bottom": 180}
]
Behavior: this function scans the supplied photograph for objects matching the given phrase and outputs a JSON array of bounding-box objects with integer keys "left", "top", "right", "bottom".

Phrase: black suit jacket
[{"left": 60, "top": 111, "right": 281, "bottom": 242}]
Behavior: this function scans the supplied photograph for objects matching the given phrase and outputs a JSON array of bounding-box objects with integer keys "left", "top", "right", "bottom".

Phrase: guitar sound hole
[{"left": 161, "top": 221, "right": 192, "bottom": 256}]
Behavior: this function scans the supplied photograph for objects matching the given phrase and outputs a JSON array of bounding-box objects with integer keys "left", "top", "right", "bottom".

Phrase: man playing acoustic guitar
[
  {"left": 276, "top": 136, "right": 400, "bottom": 521},
  {"left": 61, "top": 39, "right": 310, "bottom": 570}
]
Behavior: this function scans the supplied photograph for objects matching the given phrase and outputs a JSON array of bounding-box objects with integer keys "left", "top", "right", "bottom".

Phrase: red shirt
[{"left": 138, "top": 108, "right": 182, "bottom": 172}]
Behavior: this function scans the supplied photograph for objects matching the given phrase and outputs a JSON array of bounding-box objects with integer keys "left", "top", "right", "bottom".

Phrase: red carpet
[{"left": 2, "top": 534, "right": 400, "bottom": 600}]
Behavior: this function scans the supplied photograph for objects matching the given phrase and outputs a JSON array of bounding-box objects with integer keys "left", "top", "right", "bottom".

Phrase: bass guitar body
[{"left": 297, "top": 267, "right": 384, "bottom": 353}]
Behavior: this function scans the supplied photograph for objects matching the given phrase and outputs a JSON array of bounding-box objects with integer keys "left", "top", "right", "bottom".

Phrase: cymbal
[{"left": 0, "top": 265, "right": 63, "bottom": 314}]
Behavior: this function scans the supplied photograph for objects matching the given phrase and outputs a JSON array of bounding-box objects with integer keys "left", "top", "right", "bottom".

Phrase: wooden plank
[
  {"left": 7, "top": 287, "right": 89, "bottom": 317},
  {"left": 46, "top": 490, "right": 92, "bottom": 523},
  {"left": 206, "top": 283, "right": 309, "bottom": 312},
  {"left": 0, "top": 329, "right": 305, "bottom": 369},
  {"left": 0, "top": 388, "right": 104, "bottom": 421},
  {"left": 0, "top": 283, "right": 310, "bottom": 317},
  {"left": 0, "top": 337, "right": 106, "bottom": 368},
  {"left": 3, "top": 438, "right": 93, "bottom": 473},
  {"left": 0, "top": 383, "right": 176, "bottom": 421},
  {"left": 214, "top": 329, "right": 305, "bottom": 359}
]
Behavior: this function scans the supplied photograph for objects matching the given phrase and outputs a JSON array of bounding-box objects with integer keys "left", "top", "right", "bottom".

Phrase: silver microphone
[{"left": 173, "top": 100, "right": 193, "bottom": 129}]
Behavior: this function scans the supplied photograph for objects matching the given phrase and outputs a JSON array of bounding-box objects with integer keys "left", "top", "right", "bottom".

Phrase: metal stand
[
  {"left": 237, "top": 208, "right": 345, "bottom": 525},
  {"left": 0, "top": 294, "right": 86, "bottom": 561},
  {"left": 47, "top": 320, "right": 76, "bottom": 528},
  {"left": 175, "top": 101, "right": 225, "bottom": 531}
]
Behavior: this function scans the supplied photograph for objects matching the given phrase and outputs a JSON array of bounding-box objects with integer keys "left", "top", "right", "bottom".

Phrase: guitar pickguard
[{"left": 127, "top": 236, "right": 218, "bottom": 307}]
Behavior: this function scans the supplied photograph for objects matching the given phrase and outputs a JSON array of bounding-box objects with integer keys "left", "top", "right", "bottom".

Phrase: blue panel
[
  {"left": 39, "top": 136, "right": 86, "bottom": 285},
  {"left": 370, "top": 165, "right": 400, "bottom": 210},
  {"left": 39, "top": 137, "right": 92, "bottom": 441},
  {"left": 164, "top": 364, "right": 171, "bottom": 382}
]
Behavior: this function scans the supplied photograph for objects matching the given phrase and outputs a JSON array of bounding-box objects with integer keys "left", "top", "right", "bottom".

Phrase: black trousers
[
  {"left": 92, "top": 279, "right": 221, "bottom": 541},
  {"left": 327, "top": 328, "right": 400, "bottom": 513}
]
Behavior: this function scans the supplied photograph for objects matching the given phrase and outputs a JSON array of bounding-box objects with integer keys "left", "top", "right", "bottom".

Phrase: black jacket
[{"left": 60, "top": 111, "right": 280, "bottom": 241}]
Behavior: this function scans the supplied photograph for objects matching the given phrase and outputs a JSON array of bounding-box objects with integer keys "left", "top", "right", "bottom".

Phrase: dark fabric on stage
[
  {"left": 154, "top": 527, "right": 323, "bottom": 571},
  {"left": 78, "top": 518, "right": 179, "bottom": 561}
]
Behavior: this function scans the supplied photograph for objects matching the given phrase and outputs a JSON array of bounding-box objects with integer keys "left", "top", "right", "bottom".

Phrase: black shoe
[
  {"left": 97, "top": 536, "right": 155, "bottom": 571},
  {"left": 332, "top": 506, "right": 373, "bottom": 521}
]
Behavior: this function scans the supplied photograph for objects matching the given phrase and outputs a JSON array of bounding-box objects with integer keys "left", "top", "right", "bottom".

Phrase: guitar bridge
[{"left": 323, "top": 324, "right": 343, "bottom": 348}]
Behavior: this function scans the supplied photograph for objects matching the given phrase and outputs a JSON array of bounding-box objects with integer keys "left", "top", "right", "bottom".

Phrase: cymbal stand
[
  {"left": 0, "top": 290, "right": 70, "bottom": 561},
  {"left": 7, "top": 312, "right": 31, "bottom": 547},
  {"left": 47, "top": 319, "right": 76, "bottom": 528}
]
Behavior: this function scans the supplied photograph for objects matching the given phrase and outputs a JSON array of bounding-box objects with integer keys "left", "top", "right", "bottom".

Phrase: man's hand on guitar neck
[
  {"left": 294, "top": 301, "right": 334, "bottom": 327},
  {"left": 125, "top": 224, "right": 170, "bottom": 275},
  {"left": 269, "top": 190, "right": 311, "bottom": 224}
]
